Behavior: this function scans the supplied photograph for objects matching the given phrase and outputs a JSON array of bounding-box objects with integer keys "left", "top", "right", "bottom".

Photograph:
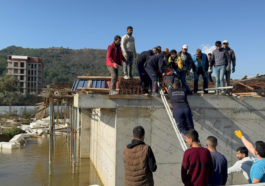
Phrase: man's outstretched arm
[{"left": 235, "top": 130, "right": 255, "bottom": 156}]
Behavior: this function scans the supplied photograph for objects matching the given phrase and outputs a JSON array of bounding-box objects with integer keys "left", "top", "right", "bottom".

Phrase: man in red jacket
[
  {"left": 181, "top": 129, "right": 214, "bottom": 186},
  {"left": 106, "top": 35, "right": 127, "bottom": 95}
]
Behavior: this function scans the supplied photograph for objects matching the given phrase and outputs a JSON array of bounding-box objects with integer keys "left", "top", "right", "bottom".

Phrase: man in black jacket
[
  {"left": 136, "top": 48, "right": 158, "bottom": 94},
  {"left": 145, "top": 53, "right": 164, "bottom": 96}
]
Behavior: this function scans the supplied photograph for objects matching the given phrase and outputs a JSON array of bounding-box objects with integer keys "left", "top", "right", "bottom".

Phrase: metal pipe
[{"left": 49, "top": 97, "right": 54, "bottom": 176}]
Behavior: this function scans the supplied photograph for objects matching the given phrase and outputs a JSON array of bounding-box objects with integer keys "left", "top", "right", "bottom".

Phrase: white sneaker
[
  {"left": 109, "top": 90, "right": 119, "bottom": 95},
  {"left": 124, "top": 75, "right": 129, "bottom": 79}
]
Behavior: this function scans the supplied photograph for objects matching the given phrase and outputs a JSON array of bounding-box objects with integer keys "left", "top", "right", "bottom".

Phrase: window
[
  {"left": 28, "top": 70, "right": 30, "bottom": 75},
  {"left": 31, "top": 76, "right": 33, "bottom": 81},
  {"left": 20, "top": 82, "right": 24, "bottom": 88},
  {"left": 20, "top": 76, "right": 24, "bottom": 80},
  {"left": 20, "top": 63, "right": 24, "bottom": 67},
  {"left": 20, "top": 69, "right": 24, "bottom": 74},
  {"left": 14, "top": 69, "right": 18, "bottom": 74},
  {"left": 14, "top": 62, "right": 18, "bottom": 67}
]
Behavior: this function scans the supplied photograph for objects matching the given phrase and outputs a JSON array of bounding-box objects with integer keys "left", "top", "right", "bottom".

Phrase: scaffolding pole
[
  {"left": 72, "top": 107, "right": 77, "bottom": 174},
  {"left": 49, "top": 97, "right": 54, "bottom": 176}
]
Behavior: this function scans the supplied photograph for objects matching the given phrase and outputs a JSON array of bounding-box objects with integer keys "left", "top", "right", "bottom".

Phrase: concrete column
[{"left": 80, "top": 108, "right": 92, "bottom": 158}]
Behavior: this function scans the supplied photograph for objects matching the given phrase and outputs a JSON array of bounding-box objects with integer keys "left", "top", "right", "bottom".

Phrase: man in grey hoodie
[
  {"left": 223, "top": 40, "right": 236, "bottom": 94},
  {"left": 121, "top": 26, "right": 137, "bottom": 79},
  {"left": 211, "top": 41, "right": 231, "bottom": 95}
]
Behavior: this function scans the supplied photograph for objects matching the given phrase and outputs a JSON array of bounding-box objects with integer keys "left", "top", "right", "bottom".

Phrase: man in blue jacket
[
  {"left": 192, "top": 49, "right": 209, "bottom": 94},
  {"left": 136, "top": 47, "right": 158, "bottom": 94},
  {"left": 145, "top": 52, "right": 164, "bottom": 96}
]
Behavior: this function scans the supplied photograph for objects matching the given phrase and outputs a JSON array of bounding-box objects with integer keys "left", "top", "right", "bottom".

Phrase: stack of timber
[{"left": 231, "top": 74, "right": 265, "bottom": 97}]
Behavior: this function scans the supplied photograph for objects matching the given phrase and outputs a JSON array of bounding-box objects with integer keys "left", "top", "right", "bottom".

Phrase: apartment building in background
[{"left": 7, "top": 55, "right": 44, "bottom": 94}]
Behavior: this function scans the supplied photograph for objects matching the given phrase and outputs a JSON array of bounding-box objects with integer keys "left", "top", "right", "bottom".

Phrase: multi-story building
[{"left": 7, "top": 55, "right": 44, "bottom": 94}]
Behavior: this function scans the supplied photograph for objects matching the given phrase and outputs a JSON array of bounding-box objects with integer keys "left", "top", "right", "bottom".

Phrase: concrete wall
[
  {"left": 81, "top": 108, "right": 116, "bottom": 186},
  {"left": 78, "top": 94, "right": 265, "bottom": 186}
]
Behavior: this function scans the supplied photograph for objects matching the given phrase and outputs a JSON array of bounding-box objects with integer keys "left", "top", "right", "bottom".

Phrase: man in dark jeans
[
  {"left": 106, "top": 35, "right": 126, "bottom": 95},
  {"left": 123, "top": 126, "right": 157, "bottom": 186},
  {"left": 192, "top": 49, "right": 209, "bottom": 94},
  {"left": 206, "top": 136, "right": 228, "bottom": 186},
  {"left": 145, "top": 52, "right": 164, "bottom": 96},
  {"left": 223, "top": 40, "right": 236, "bottom": 95},
  {"left": 136, "top": 47, "right": 157, "bottom": 94}
]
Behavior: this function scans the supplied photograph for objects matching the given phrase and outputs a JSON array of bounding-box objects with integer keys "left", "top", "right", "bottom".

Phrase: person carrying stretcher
[{"left": 162, "top": 49, "right": 183, "bottom": 92}]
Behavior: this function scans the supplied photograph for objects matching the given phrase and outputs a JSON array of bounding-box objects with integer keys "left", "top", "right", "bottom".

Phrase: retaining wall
[{"left": 77, "top": 94, "right": 265, "bottom": 186}]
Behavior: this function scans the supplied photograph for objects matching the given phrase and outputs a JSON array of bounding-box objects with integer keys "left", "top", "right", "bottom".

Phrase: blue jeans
[
  {"left": 180, "top": 71, "right": 191, "bottom": 92},
  {"left": 215, "top": 65, "right": 226, "bottom": 91},
  {"left": 173, "top": 107, "right": 194, "bottom": 135}
]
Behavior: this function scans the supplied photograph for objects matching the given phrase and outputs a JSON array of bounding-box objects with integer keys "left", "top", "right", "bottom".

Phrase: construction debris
[{"left": 118, "top": 78, "right": 142, "bottom": 95}]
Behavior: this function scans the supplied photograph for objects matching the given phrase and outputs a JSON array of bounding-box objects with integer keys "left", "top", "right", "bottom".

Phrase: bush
[{"left": 1, "top": 127, "right": 23, "bottom": 139}]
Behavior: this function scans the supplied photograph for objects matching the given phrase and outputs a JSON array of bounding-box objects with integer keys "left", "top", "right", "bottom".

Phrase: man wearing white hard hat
[
  {"left": 177, "top": 45, "right": 193, "bottom": 95},
  {"left": 223, "top": 40, "right": 236, "bottom": 95}
]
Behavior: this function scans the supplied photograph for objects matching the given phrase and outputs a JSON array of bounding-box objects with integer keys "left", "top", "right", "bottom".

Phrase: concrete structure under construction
[
  {"left": 74, "top": 94, "right": 265, "bottom": 186},
  {"left": 7, "top": 55, "right": 44, "bottom": 94}
]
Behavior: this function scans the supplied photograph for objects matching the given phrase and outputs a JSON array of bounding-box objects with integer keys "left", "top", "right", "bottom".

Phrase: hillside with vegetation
[{"left": 0, "top": 46, "right": 200, "bottom": 86}]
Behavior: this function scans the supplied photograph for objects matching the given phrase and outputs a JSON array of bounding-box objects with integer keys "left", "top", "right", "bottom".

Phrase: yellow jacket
[{"left": 164, "top": 56, "right": 183, "bottom": 70}]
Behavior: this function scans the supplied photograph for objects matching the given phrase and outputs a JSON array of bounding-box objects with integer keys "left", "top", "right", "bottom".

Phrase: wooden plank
[
  {"left": 77, "top": 88, "right": 111, "bottom": 93},
  {"left": 236, "top": 82, "right": 254, "bottom": 91},
  {"left": 77, "top": 76, "right": 140, "bottom": 80},
  {"left": 100, "top": 108, "right": 114, "bottom": 115},
  {"left": 42, "top": 88, "right": 75, "bottom": 93},
  {"left": 77, "top": 76, "right": 112, "bottom": 80},
  {"left": 108, "top": 94, "right": 151, "bottom": 100},
  {"left": 87, "top": 80, "right": 92, "bottom": 88},
  {"left": 234, "top": 92, "right": 257, "bottom": 95}
]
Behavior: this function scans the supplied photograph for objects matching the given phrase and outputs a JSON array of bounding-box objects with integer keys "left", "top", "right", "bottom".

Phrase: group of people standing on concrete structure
[
  {"left": 123, "top": 126, "right": 265, "bottom": 186},
  {"left": 105, "top": 26, "right": 236, "bottom": 96}
]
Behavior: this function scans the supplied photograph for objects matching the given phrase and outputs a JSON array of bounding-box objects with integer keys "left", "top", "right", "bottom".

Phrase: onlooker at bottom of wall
[
  {"left": 206, "top": 136, "right": 228, "bottom": 186},
  {"left": 123, "top": 126, "right": 157, "bottom": 186},
  {"left": 181, "top": 129, "right": 214, "bottom": 186},
  {"left": 228, "top": 147, "right": 254, "bottom": 182},
  {"left": 235, "top": 130, "right": 265, "bottom": 183}
]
